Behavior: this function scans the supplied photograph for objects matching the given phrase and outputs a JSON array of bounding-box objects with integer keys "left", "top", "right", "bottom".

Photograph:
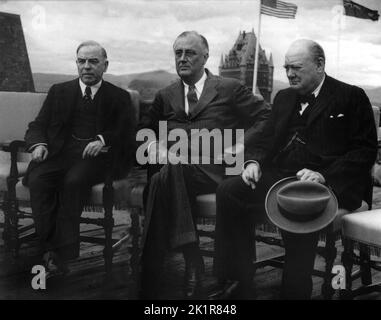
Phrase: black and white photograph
[{"left": 0, "top": 0, "right": 381, "bottom": 305}]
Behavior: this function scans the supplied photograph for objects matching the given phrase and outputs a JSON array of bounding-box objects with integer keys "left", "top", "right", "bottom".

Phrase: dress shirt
[{"left": 299, "top": 74, "right": 326, "bottom": 115}]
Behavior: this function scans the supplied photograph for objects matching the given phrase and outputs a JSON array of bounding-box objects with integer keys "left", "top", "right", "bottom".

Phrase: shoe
[
  {"left": 183, "top": 260, "right": 204, "bottom": 299},
  {"left": 208, "top": 279, "right": 254, "bottom": 300},
  {"left": 42, "top": 251, "right": 69, "bottom": 280},
  {"left": 208, "top": 280, "right": 240, "bottom": 300}
]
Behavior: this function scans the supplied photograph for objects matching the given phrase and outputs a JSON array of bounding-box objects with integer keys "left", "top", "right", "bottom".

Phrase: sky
[{"left": 1, "top": 0, "right": 381, "bottom": 87}]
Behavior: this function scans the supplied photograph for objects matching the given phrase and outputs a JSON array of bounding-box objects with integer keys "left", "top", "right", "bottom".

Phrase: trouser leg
[
  {"left": 281, "top": 230, "right": 319, "bottom": 300},
  {"left": 28, "top": 158, "right": 65, "bottom": 254},
  {"left": 56, "top": 155, "right": 108, "bottom": 260},
  {"left": 214, "top": 170, "right": 286, "bottom": 281},
  {"left": 214, "top": 176, "right": 259, "bottom": 282},
  {"left": 140, "top": 164, "right": 217, "bottom": 297},
  {"left": 28, "top": 151, "right": 108, "bottom": 260}
]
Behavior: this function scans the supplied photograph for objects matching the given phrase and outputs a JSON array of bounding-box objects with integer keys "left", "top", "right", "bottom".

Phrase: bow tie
[{"left": 298, "top": 93, "right": 316, "bottom": 105}]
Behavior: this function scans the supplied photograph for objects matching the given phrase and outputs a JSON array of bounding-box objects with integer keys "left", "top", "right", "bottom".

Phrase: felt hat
[{"left": 265, "top": 177, "right": 338, "bottom": 234}]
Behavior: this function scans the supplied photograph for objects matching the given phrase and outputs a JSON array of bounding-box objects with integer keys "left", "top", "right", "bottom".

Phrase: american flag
[{"left": 261, "top": 0, "right": 298, "bottom": 19}]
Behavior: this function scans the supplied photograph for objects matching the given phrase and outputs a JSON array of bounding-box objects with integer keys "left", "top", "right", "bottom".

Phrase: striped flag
[{"left": 261, "top": 0, "right": 298, "bottom": 19}]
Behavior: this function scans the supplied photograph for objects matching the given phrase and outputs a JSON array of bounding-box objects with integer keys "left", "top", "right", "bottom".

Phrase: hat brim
[{"left": 265, "top": 177, "right": 338, "bottom": 234}]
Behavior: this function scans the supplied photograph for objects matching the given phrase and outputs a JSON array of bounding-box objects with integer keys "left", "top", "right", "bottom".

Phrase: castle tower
[
  {"left": 219, "top": 29, "right": 273, "bottom": 103},
  {"left": 0, "top": 11, "right": 35, "bottom": 92}
]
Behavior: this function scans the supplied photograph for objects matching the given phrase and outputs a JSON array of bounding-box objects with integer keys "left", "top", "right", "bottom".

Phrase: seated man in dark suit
[
  {"left": 24, "top": 41, "right": 136, "bottom": 278},
  {"left": 212, "top": 39, "right": 378, "bottom": 299},
  {"left": 139, "top": 31, "right": 270, "bottom": 299}
]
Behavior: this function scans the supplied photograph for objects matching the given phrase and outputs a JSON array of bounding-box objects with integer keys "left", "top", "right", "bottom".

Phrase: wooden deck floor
[{"left": 1, "top": 189, "right": 381, "bottom": 300}]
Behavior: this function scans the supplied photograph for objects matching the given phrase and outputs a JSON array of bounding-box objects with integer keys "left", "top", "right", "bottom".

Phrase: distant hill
[
  {"left": 365, "top": 87, "right": 381, "bottom": 107},
  {"left": 33, "top": 73, "right": 76, "bottom": 92},
  {"left": 33, "top": 71, "right": 380, "bottom": 106},
  {"left": 127, "top": 70, "right": 179, "bottom": 100},
  {"left": 271, "top": 79, "right": 381, "bottom": 106},
  {"left": 33, "top": 70, "right": 178, "bottom": 99}
]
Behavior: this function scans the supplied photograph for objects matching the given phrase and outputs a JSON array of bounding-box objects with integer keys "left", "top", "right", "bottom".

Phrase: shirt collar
[
  {"left": 79, "top": 79, "right": 102, "bottom": 99},
  {"left": 311, "top": 74, "right": 326, "bottom": 98},
  {"left": 183, "top": 71, "right": 207, "bottom": 96}
]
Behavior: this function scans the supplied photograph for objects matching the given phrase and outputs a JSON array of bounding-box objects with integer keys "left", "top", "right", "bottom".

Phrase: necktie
[
  {"left": 84, "top": 86, "right": 92, "bottom": 103},
  {"left": 187, "top": 85, "right": 198, "bottom": 115}
]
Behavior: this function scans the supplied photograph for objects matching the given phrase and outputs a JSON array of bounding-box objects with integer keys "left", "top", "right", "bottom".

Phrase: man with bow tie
[
  {"left": 212, "top": 39, "right": 377, "bottom": 299},
  {"left": 24, "top": 41, "right": 136, "bottom": 278},
  {"left": 139, "top": 31, "right": 270, "bottom": 299}
]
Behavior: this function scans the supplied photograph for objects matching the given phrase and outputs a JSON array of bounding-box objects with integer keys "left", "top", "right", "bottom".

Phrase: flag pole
[
  {"left": 253, "top": 0, "right": 262, "bottom": 94},
  {"left": 336, "top": 22, "right": 341, "bottom": 79},
  {"left": 336, "top": 8, "right": 342, "bottom": 79}
]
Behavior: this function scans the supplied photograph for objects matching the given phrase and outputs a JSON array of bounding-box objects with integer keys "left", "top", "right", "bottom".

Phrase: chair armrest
[{"left": 4, "top": 140, "right": 27, "bottom": 179}]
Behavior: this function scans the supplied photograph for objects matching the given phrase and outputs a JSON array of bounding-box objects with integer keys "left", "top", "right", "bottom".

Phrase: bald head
[
  {"left": 287, "top": 39, "right": 325, "bottom": 65},
  {"left": 284, "top": 39, "right": 325, "bottom": 95}
]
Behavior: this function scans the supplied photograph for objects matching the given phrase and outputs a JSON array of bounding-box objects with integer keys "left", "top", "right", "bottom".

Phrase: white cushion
[
  {"left": 342, "top": 209, "right": 381, "bottom": 247},
  {"left": 330, "top": 201, "right": 369, "bottom": 232}
]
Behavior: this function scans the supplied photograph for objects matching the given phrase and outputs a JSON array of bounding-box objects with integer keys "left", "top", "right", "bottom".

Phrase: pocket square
[{"left": 329, "top": 114, "right": 345, "bottom": 119}]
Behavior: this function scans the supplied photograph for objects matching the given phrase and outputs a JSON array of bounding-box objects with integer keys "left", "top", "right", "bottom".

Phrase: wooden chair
[
  {"left": 0, "top": 89, "right": 141, "bottom": 277},
  {"left": 0, "top": 92, "right": 46, "bottom": 250}
]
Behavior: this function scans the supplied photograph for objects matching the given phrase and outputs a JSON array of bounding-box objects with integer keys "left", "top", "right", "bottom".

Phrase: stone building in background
[
  {"left": 219, "top": 30, "right": 273, "bottom": 103},
  {"left": 0, "top": 11, "right": 35, "bottom": 92}
]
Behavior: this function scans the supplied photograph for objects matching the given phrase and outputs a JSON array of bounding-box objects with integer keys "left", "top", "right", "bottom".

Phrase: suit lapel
[
  {"left": 306, "top": 76, "right": 335, "bottom": 127},
  {"left": 168, "top": 80, "right": 187, "bottom": 118},
  {"left": 276, "top": 91, "right": 299, "bottom": 136},
  {"left": 62, "top": 79, "right": 80, "bottom": 123},
  {"left": 189, "top": 74, "right": 218, "bottom": 119}
]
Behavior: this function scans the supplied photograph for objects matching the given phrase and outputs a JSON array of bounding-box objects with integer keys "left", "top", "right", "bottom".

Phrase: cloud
[{"left": 1, "top": 0, "right": 380, "bottom": 87}]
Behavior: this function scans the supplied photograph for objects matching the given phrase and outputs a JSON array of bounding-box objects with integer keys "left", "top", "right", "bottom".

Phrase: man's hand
[
  {"left": 82, "top": 140, "right": 104, "bottom": 159},
  {"left": 148, "top": 141, "right": 168, "bottom": 164},
  {"left": 242, "top": 162, "right": 262, "bottom": 190},
  {"left": 31, "top": 145, "right": 49, "bottom": 163},
  {"left": 296, "top": 168, "right": 326, "bottom": 184}
]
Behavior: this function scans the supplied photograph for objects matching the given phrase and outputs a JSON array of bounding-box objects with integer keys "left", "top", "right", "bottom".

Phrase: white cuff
[
  {"left": 96, "top": 135, "right": 105, "bottom": 146},
  {"left": 29, "top": 143, "right": 47, "bottom": 152},
  {"left": 242, "top": 160, "right": 260, "bottom": 171}
]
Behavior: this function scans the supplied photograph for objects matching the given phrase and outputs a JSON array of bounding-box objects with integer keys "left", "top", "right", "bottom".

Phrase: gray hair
[
  {"left": 174, "top": 31, "right": 209, "bottom": 53},
  {"left": 76, "top": 40, "right": 107, "bottom": 59}
]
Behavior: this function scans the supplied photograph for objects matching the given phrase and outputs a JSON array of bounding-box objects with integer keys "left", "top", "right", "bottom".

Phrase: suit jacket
[
  {"left": 138, "top": 69, "right": 270, "bottom": 182},
  {"left": 25, "top": 79, "right": 136, "bottom": 178},
  {"left": 246, "top": 75, "right": 378, "bottom": 211}
]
